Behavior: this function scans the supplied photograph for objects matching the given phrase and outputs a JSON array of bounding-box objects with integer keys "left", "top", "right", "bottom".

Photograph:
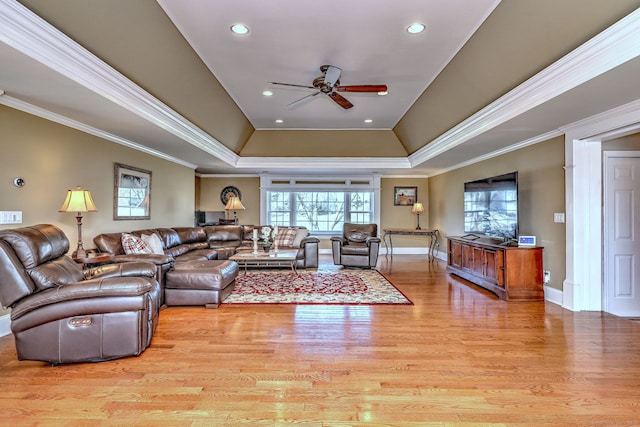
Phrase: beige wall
[
  {"left": 380, "top": 177, "right": 429, "bottom": 248},
  {"left": 242, "top": 130, "right": 407, "bottom": 157},
  {"left": 428, "top": 136, "right": 566, "bottom": 291},
  {"left": 198, "top": 177, "right": 261, "bottom": 226},
  {"left": 0, "top": 105, "right": 196, "bottom": 244}
]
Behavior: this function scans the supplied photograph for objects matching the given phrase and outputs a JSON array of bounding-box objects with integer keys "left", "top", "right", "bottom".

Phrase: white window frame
[{"left": 260, "top": 174, "right": 381, "bottom": 235}]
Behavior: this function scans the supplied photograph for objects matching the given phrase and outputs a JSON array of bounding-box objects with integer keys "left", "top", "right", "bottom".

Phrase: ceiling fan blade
[
  {"left": 324, "top": 66, "right": 342, "bottom": 88},
  {"left": 269, "top": 82, "right": 316, "bottom": 90},
  {"left": 287, "top": 91, "right": 321, "bottom": 108},
  {"left": 335, "top": 84, "right": 388, "bottom": 93},
  {"left": 328, "top": 92, "right": 354, "bottom": 109}
]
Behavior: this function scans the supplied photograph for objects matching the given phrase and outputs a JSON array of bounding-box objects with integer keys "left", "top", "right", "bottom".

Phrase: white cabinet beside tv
[{"left": 447, "top": 236, "right": 544, "bottom": 301}]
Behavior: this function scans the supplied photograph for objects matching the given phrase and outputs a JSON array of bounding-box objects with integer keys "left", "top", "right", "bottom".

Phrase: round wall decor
[{"left": 220, "top": 186, "right": 241, "bottom": 205}]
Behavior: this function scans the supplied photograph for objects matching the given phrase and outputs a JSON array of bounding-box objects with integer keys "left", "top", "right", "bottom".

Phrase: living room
[{"left": 2, "top": 0, "right": 640, "bottom": 424}]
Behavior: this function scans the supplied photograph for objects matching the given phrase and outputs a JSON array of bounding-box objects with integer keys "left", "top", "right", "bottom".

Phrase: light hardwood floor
[{"left": 1, "top": 255, "right": 639, "bottom": 426}]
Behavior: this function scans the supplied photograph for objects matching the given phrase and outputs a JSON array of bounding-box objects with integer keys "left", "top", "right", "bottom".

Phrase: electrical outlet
[
  {"left": 0, "top": 211, "right": 22, "bottom": 224},
  {"left": 543, "top": 270, "right": 550, "bottom": 284}
]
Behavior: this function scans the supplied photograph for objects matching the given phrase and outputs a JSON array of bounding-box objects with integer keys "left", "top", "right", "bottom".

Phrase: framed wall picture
[
  {"left": 394, "top": 186, "right": 417, "bottom": 206},
  {"left": 114, "top": 163, "right": 151, "bottom": 220}
]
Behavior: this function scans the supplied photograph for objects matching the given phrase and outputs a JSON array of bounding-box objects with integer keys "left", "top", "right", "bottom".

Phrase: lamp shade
[
  {"left": 59, "top": 186, "right": 98, "bottom": 213},
  {"left": 224, "top": 196, "right": 245, "bottom": 211},
  {"left": 411, "top": 202, "right": 424, "bottom": 214}
]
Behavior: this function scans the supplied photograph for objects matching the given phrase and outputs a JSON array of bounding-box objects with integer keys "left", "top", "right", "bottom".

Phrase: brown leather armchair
[
  {"left": 331, "top": 223, "right": 381, "bottom": 268},
  {"left": 0, "top": 224, "right": 161, "bottom": 364}
]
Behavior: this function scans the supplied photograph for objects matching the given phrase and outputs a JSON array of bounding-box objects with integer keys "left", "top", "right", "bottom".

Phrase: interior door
[{"left": 604, "top": 153, "right": 640, "bottom": 317}]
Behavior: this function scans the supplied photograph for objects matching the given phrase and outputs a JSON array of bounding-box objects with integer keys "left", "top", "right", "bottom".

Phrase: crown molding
[
  {"left": 236, "top": 156, "right": 411, "bottom": 171},
  {"left": 410, "top": 7, "right": 640, "bottom": 167},
  {"left": 0, "top": 0, "right": 238, "bottom": 165},
  {"left": 0, "top": 93, "right": 198, "bottom": 169}
]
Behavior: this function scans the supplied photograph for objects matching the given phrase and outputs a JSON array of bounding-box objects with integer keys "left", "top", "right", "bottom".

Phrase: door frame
[{"left": 563, "top": 99, "right": 640, "bottom": 311}]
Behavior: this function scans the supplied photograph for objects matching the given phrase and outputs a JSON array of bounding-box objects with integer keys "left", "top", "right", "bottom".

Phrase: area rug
[{"left": 224, "top": 269, "right": 412, "bottom": 305}]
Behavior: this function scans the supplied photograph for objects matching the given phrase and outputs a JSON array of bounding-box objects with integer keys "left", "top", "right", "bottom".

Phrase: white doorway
[{"left": 603, "top": 152, "right": 640, "bottom": 317}]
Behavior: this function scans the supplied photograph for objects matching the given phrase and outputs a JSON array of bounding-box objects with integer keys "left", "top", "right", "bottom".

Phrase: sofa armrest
[
  {"left": 10, "top": 277, "right": 159, "bottom": 322},
  {"left": 330, "top": 236, "right": 346, "bottom": 245},
  {"left": 85, "top": 261, "right": 157, "bottom": 280},
  {"left": 366, "top": 236, "right": 381, "bottom": 246},
  {"left": 300, "top": 236, "right": 320, "bottom": 246}
]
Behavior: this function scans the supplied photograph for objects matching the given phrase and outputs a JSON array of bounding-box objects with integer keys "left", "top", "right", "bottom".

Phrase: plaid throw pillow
[
  {"left": 274, "top": 227, "right": 298, "bottom": 247},
  {"left": 121, "top": 233, "right": 152, "bottom": 255}
]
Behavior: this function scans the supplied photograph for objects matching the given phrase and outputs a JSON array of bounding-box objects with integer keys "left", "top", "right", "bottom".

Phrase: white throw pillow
[
  {"left": 291, "top": 227, "right": 309, "bottom": 247},
  {"left": 142, "top": 233, "right": 164, "bottom": 255}
]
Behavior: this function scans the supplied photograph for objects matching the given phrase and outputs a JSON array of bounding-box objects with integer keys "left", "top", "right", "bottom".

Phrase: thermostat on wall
[{"left": 518, "top": 236, "right": 536, "bottom": 246}]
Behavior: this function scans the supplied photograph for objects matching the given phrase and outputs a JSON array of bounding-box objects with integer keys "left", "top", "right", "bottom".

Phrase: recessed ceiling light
[
  {"left": 364, "top": 119, "right": 373, "bottom": 124},
  {"left": 378, "top": 90, "right": 388, "bottom": 96},
  {"left": 406, "top": 23, "right": 425, "bottom": 34},
  {"left": 230, "top": 24, "right": 249, "bottom": 35},
  {"left": 262, "top": 90, "right": 273, "bottom": 97},
  {"left": 275, "top": 119, "right": 284, "bottom": 124}
]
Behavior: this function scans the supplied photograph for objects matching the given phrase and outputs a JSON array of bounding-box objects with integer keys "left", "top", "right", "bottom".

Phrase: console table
[{"left": 382, "top": 228, "right": 439, "bottom": 260}]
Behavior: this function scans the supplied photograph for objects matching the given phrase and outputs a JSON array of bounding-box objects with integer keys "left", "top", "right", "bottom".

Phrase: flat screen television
[{"left": 463, "top": 171, "right": 518, "bottom": 240}]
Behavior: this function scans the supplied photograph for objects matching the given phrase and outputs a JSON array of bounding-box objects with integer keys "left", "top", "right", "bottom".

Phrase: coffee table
[{"left": 229, "top": 250, "right": 299, "bottom": 274}]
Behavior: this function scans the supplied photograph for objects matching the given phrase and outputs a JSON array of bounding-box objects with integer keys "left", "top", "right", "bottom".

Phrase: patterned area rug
[{"left": 224, "top": 268, "right": 412, "bottom": 305}]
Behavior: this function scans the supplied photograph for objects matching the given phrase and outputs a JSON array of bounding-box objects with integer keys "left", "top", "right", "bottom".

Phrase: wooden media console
[{"left": 446, "top": 236, "right": 544, "bottom": 301}]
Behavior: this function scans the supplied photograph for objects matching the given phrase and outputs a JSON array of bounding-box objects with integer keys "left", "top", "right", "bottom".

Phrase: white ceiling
[
  {"left": 1, "top": 1, "right": 640, "bottom": 176},
  {"left": 157, "top": 0, "right": 499, "bottom": 130}
]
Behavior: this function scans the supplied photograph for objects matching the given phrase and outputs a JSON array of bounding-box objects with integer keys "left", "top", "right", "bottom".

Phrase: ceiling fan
[{"left": 269, "top": 65, "right": 387, "bottom": 110}]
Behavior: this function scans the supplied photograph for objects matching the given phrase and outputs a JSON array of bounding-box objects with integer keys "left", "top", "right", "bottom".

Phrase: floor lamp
[
  {"left": 59, "top": 186, "right": 97, "bottom": 259},
  {"left": 224, "top": 196, "right": 245, "bottom": 224},
  {"left": 412, "top": 202, "right": 424, "bottom": 230}
]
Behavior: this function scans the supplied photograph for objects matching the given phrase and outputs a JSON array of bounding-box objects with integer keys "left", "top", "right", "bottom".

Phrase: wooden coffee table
[{"left": 229, "top": 250, "right": 299, "bottom": 274}]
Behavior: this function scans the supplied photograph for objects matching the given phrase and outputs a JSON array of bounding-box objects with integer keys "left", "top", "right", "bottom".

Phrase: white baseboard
[
  {"left": 544, "top": 285, "right": 563, "bottom": 306},
  {"left": 0, "top": 314, "right": 11, "bottom": 337},
  {"left": 321, "top": 247, "right": 431, "bottom": 255}
]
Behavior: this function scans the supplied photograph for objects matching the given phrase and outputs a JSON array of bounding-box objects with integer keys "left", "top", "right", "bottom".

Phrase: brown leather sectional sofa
[
  {"left": 93, "top": 224, "right": 320, "bottom": 289},
  {"left": 0, "top": 223, "right": 320, "bottom": 364}
]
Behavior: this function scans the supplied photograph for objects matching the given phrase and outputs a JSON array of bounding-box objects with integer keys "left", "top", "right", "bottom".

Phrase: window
[{"left": 266, "top": 190, "right": 374, "bottom": 232}]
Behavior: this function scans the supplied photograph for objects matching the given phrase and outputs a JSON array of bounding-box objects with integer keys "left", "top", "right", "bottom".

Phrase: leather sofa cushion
[
  {"left": 155, "top": 228, "right": 181, "bottom": 249},
  {"left": 93, "top": 232, "right": 124, "bottom": 255},
  {"left": 166, "top": 260, "right": 238, "bottom": 291},
  {"left": 205, "top": 225, "right": 243, "bottom": 242},
  {"left": 344, "top": 224, "right": 377, "bottom": 244},
  {"left": 28, "top": 256, "right": 84, "bottom": 290},
  {"left": 0, "top": 224, "right": 70, "bottom": 269},
  {"left": 173, "top": 227, "right": 207, "bottom": 244}
]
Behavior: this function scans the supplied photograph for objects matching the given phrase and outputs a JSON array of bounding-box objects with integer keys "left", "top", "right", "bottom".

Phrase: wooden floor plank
[{"left": 1, "top": 255, "right": 640, "bottom": 426}]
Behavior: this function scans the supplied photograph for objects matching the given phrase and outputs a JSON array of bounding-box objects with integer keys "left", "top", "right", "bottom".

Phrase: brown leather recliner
[
  {"left": 331, "top": 223, "right": 381, "bottom": 268},
  {"left": 0, "top": 224, "right": 161, "bottom": 364}
]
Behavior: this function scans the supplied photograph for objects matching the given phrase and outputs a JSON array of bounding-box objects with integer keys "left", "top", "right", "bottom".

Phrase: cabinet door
[
  {"left": 484, "top": 249, "right": 505, "bottom": 287},
  {"left": 461, "top": 243, "right": 473, "bottom": 271},
  {"left": 471, "top": 246, "right": 484, "bottom": 276},
  {"left": 449, "top": 241, "right": 463, "bottom": 268}
]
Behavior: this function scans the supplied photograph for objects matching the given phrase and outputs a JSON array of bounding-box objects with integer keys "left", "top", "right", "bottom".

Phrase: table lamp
[
  {"left": 412, "top": 202, "right": 424, "bottom": 230},
  {"left": 59, "top": 186, "right": 97, "bottom": 258},
  {"left": 224, "top": 196, "right": 245, "bottom": 224}
]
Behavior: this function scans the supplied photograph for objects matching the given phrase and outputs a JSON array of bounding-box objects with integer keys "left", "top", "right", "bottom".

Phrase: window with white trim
[{"left": 261, "top": 175, "right": 380, "bottom": 233}]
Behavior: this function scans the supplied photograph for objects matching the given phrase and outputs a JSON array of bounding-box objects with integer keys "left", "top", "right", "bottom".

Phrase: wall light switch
[
  {"left": 0, "top": 211, "right": 22, "bottom": 224},
  {"left": 554, "top": 213, "right": 565, "bottom": 223}
]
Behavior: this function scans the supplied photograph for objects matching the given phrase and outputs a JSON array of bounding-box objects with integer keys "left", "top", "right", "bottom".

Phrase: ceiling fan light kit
[{"left": 269, "top": 65, "right": 388, "bottom": 111}]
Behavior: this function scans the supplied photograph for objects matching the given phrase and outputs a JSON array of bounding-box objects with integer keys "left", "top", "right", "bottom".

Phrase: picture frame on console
[
  {"left": 394, "top": 186, "right": 417, "bottom": 206},
  {"left": 114, "top": 163, "right": 152, "bottom": 220}
]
